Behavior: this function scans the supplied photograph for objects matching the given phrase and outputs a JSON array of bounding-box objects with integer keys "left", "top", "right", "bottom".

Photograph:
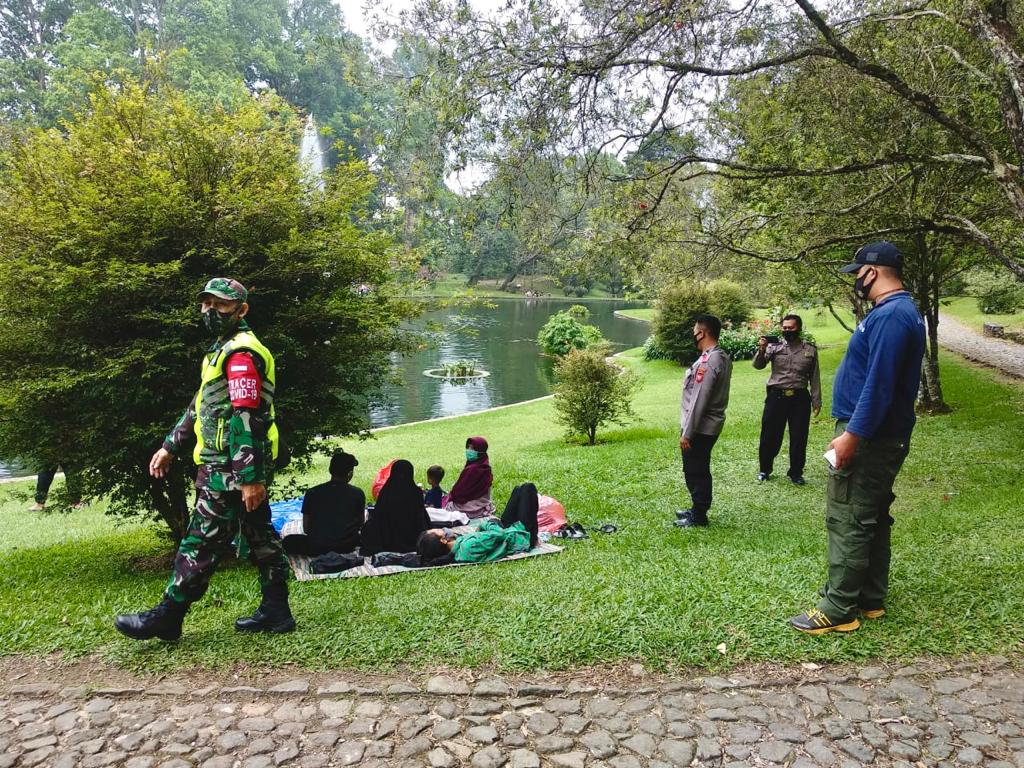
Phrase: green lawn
[
  {"left": 1, "top": 311, "right": 1022, "bottom": 673},
  {"left": 615, "top": 307, "right": 656, "bottom": 322},
  {"left": 942, "top": 296, "right": 1024, "bottom": 332}
]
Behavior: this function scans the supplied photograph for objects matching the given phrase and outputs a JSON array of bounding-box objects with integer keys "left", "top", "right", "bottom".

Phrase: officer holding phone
[{"left": 752, "top": 314, "right": 821, "bottom": 485}]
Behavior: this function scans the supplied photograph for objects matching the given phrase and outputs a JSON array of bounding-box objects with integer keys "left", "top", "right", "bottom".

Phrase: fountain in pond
[{"left": 300, "top": 115, "right": 325, "bottom": 190}]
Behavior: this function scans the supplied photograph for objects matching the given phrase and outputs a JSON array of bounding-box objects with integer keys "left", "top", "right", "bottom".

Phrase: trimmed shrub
[
  {"left": 708, "top": 279, "right": 752, "bottom": 323},
  {"left": 642, "top": 335, "right": 673, "bottom": 361},
  {"left": 567, "top": 304, "right": 590, "bottom": 319},
  {"left": 553, "top": 348, "right": 641, "bottom": 445},
  {"left": 652, "top": 282, "right": 711, "bottom": 364},
  {"left": 537, "top": 311, "right": 607, "bottom": 356}
]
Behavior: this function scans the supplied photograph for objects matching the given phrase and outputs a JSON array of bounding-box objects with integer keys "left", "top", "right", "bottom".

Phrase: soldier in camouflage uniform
[{"left": 115, "top": 278, "right": 295, "bottom": 641}]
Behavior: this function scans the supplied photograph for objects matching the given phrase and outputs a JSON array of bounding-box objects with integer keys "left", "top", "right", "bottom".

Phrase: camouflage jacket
[{"left": 163, "top": 321, "right": 276, "bottom": 490}]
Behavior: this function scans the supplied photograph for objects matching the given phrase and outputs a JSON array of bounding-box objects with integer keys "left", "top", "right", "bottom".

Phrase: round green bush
[
  {"left": 652, "top": 282, "right": 711, "bottom": 364},
  {"left": 707, "top": 279, "right": 752, "bottom": 324},
  {"left": 537, "top": 311, "right": 607, "bottom": 356}
]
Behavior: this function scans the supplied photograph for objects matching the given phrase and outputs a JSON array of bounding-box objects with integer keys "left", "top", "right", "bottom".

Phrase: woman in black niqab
[{"left": 360, "top": 459, "right": 430, "bottom": 555}]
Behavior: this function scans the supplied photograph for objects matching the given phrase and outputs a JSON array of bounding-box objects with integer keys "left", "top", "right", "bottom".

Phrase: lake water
[
  {"left": 0, "top": 298, "right": 652, "bottom": 479},
  {"left": 369, "top": 298, "right": 651, "bottom": 427}
]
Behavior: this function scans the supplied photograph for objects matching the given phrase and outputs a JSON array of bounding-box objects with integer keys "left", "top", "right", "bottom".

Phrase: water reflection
[{"left": 370, "top": 298, "right": 650, "bottom": 427}]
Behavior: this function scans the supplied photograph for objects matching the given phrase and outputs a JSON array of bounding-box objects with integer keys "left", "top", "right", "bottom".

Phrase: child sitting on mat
[
  {"left": 423, "top": 464, "right": 445, "bottom": 509},
  {"left": 417, "top": 483, "right": 539, "bottom": 565}
]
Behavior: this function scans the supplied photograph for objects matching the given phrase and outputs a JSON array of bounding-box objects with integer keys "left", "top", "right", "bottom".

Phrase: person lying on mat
[
  {"left": 418, "top": 482, "right": 539, "bottom": 565},
  {"left": 283, "top": 450, "right": 365, "bottom": 557},
  {"left": 442, "top": 436, "right": 495, "bottom": 519},
  {"left": 360, "top": 459, "right": 430, "bottom": 556}
]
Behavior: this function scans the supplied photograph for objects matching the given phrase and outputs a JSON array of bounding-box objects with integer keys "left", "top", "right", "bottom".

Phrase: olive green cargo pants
[{"left": 817, "top": 421, "right": 909, "bottom": 622}]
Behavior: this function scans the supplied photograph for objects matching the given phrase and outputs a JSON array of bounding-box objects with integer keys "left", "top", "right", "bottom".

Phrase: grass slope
[
  {"left": 1, "top": 313, "right": 1022, "bottom": 673},
  {"left": 941, "top": 296, "right": 1024, "bottom": 333},
  {"left": 615, "top": 308, "right": 656, "bottom": 322}
]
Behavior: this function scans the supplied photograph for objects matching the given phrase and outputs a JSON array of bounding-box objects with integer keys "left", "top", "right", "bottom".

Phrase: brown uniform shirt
[
  {"left": 680, "top": 346, "right": 733, "bottom": 438},
  {"left": 753, "top": 339, "right": 821, "bottom": 409}
]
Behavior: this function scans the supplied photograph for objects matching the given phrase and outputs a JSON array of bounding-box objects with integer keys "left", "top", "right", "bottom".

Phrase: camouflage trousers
[{"left": 165, "top": 485, "right": 289, "bottom": 605}]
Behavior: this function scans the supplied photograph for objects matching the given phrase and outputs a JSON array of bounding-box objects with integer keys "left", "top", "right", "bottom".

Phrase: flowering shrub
[{"left": 719, "top": 318, "right": 817, "bottom": 360}]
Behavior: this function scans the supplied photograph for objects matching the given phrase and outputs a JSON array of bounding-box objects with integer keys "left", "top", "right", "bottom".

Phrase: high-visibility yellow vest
[{"left": 192, "top": 329, "right": 279, "bottom": 467}]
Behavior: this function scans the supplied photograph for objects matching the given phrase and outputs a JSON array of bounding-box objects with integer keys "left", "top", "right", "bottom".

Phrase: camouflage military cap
[{"left": 198, "top": 277, "right": 248, "bottom": 303}]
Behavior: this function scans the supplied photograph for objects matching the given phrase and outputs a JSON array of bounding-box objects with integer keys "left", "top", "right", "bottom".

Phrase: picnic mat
[{"left": 270, "top": 498, "right": 564, "bottom": 581}]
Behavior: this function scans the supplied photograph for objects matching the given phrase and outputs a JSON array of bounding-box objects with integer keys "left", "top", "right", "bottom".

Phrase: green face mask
[
  {"left": 203, "top": 307, "right": 239, "bottom": 336},
  {"left": 465, "top": 449, "right": 480, "bottom": 461}
]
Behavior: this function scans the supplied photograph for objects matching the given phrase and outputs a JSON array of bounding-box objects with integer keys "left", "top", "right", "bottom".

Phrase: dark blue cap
[{"left": 839, "top": 241, "right": 903, "bottom": 273}]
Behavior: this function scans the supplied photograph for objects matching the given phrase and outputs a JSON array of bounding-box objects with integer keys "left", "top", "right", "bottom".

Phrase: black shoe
[
  {"left": 789, "top": 475, "right": 806, "bottom": 486},
  {"left": 756, "top": 472, "right": 770, "bottom": 482},
  {"left": 569, "top": 523, "right": 588, "bottom": 539},
  {"left": 235, "top": 602, "right": 296, "bottom": 634},
  {"left": 674, "top": 516, "right": 708, "bottom": 528},
  {"left": 675, "top": 508, "right": 694, "bottom": 520},
  {"left": 114, "top": 599, "right": 187, "bottom": 641},
  {"left": 788, "top": 608, "right": 860, "bottom": 635}
]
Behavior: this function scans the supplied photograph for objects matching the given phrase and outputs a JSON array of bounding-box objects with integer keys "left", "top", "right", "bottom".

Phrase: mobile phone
[
  {"left": 764, "top": 335, "right": 780, "bottom": 343},
  {"left": 823, "top": 448, "right": 838, "bottom": 469}
]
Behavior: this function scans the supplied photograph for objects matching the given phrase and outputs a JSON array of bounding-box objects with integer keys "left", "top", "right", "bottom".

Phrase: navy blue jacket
[{"left": 832, "top": 292, "right": 926, "bottom": 440}]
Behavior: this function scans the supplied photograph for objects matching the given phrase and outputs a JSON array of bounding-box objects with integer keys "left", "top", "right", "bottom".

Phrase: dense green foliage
[
  {"left": 707, "top": 279, "right": 752, "bottom": 325},
  {"left": 552, "top": 348, "right": 640, "bottom": 445},
  {"left": 652, "top": 283, "right": 711, "bottom": 364},
  {"left": 642, "top": 335, "right": 673, "bottom": 362},
  {"left": 966, "top": 269, "right": 1024, "bottom": 315},
  {"left": 536, "top": 310, "right": 607, "bottom": 357},
  {"left": 0, "top": 81, "right": 415, "bottom": 537},
  {"left": 1, "top": 317, "right": 1021, "bottom": 671}
]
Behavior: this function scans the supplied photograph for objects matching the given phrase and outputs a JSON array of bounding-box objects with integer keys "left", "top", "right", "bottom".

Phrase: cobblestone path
[
  {"left": 2, "top": 656, "right": 1021, "bottom": 768},
  {"left": 938, "top": 313, "right": 1024, "bottom": 378}
]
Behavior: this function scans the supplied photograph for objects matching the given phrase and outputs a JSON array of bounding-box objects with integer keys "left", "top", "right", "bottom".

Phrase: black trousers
[
  {"left": 758, "top": 388, "right": 811, "bottom": 478},
  {"left": 682, "top": 433, "right": 719, "bottom": 521},
  {"left": 500, "top": 482, "right": 539, "bottom": 548},
  {"left": 35, "top": 466, "right": 82, "bottom": 505},
  {"left": 282, "top": 532, "right": 359, "bottom": 557}
]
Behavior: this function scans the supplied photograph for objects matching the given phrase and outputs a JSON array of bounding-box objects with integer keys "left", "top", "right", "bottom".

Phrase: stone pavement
[
  {"left": 2, "top": 657, "right": 1022, "bottom": 768},
  {"left": 939, "top": 313, "right": 1024, "bottom": 379}
]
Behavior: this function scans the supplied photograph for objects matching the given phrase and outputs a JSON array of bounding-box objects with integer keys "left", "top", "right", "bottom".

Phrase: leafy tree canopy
[{"left": 0, "top": 79, "right": 417, "bottom": 536}]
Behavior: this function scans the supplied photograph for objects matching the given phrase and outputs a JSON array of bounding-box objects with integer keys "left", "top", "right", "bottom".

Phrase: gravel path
[
  {"left": 939, "top": 313, "right": 1024, "bottom": 378},
  {"left": 2, "top": 656, "right": 1022, "bottom": 768}
]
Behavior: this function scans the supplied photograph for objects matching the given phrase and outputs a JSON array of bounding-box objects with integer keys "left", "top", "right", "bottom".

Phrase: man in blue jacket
[{"left": 790, "top": 242, "right": 925, "bottom": 635}]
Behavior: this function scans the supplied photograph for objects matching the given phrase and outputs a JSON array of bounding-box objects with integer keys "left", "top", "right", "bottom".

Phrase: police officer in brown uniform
[
  {"left": 753, "top": 314, "right": 821, "bottom": 485},
  {"left": 675, "top": 314, "right": 733, "bottom": 528}
]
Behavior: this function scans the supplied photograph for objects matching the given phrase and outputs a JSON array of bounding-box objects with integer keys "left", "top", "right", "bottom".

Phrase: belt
[{"left": 768, "top": 386, "right": 804, "bottom": 397}]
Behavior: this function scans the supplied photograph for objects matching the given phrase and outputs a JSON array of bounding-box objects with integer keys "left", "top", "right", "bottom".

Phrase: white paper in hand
[{"left": 823, "top": 448, "right": 838, "bottom": 469}]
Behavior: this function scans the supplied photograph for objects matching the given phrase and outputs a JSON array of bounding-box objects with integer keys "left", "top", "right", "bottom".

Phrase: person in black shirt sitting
[{"left": 283, "top": 450, "right": 365, "bottom": 556}]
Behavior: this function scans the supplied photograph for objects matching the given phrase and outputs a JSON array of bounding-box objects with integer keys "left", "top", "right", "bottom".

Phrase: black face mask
[
  {"left": 782, "top": 330, "right": 800, "bottom": 342},
  {"left": 693, "top": 331, "right": 705, "bottom": 345},
  {"left": 853, "top": 269, "right": 876, "bottom": 301},
  {"left": 203, "top": 307, "right": 240, "bottom": 336}
]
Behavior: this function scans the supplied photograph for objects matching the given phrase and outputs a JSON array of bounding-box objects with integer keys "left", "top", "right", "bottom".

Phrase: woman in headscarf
[
  {"left": 443, "top": 436, "right": 495, "bottom": 519},
  {"left": 360, "top": 459, "right": 430, "bottom": 555}
]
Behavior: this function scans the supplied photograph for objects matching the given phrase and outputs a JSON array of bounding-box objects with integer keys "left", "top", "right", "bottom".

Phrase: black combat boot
[
  {"left": 114, "top": 598, "right": 188, "bottom": 641},
  {"left": 235, "top": 583, "right": 296, "bottom": 634}
]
